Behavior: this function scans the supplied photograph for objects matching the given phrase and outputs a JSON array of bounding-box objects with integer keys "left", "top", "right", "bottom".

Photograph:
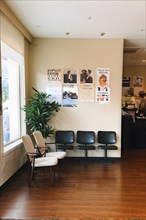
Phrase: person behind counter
[{"left": 138, "top": 91, "right": 146, "bottom": 116}]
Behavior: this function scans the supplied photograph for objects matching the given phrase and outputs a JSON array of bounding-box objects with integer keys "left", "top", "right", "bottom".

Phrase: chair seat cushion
[
  {"left": 77, "top": 145, "right": 96, "bottom": 150},
  {"left": 34, "top": 157, "right": 58, "bottom": 167},
  {"left": 46, "top": 151, "right": 67, "bottom": 159},
  {"left": 98, "top": 145, "right": 118, "bottom": 150}
]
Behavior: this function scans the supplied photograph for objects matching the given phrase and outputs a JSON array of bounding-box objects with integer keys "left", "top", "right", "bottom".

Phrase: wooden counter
[{"left": 122, "top": 115, "right": 146, "bottom": 149}]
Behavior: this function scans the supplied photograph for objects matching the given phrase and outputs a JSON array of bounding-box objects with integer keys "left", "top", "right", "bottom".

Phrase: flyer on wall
[
  {"left": 62, "top": 84, "right": 78, "bottom": 107},
  {"left": 47, "top": 69, "right": 62, "bottom": 81},
  {"left": 63, "top": 68, "right": 78, "bottom": 84},
  {"left": 122, "top": 76, "right": 131, "bottom": 87},
  {"left": 79, "top": 84, "right": 94, "bottom": 102},
  {"left": 133, "top": 76, "right": 143, "bottom": 88},
  {"left": 133, "top": 76, "right": 144, "bottom": 96},
  {"left": 79, "top": 69, "right": 94, "bottom": 84},
  {"left": 46, "top": 85, "right": 62, "bottom": 105},
  {"left": 96, "top": 68, "right": 110, "bottom": 104},
  {"left": 96, "top": 87, "right": 110, "bottom": 104},
  {"left": 122, "top": 76, "right": 131, "bottom": 96}
]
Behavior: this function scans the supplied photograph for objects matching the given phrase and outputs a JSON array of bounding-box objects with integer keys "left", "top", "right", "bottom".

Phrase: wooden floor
[{"left": 0, "top": 149, "right": 146, "bottom": 220}]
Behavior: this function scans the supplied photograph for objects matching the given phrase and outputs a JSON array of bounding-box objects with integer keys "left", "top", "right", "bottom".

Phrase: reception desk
[{"left": 122, "top": 115, "right": 146, "bottom": 149}]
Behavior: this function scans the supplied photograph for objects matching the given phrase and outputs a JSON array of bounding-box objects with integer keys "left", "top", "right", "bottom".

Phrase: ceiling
[{"left": 4, "top": 0, "right": 146, "bottom": 66}]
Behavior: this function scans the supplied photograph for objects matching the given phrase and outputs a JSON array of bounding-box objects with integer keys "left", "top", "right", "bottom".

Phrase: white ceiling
[{"left": 4, "top": 0, "right": 146, "bottom": 66}]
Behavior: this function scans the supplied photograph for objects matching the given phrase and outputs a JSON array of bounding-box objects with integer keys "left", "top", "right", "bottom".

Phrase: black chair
[
  {"left": 97, "top": 131, "right": 118, "bottom": 162},
  {"left": 76, "top": 130, "right": 96, "bottom": 159},
  {"left": 55, "top": 130, "right": 75, "bottom": 151}
]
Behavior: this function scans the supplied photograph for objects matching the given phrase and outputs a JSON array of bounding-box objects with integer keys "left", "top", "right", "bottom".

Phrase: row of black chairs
[
  {"left": 55, "top": 130, "right": 118, "bottom": 161},
  {"left": 22, "top": 130, "right": 118, "bottom": 186}
]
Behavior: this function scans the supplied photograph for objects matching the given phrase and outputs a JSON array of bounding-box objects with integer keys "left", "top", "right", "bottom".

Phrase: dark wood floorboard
[{"left": 0, "top": 149, "right": 146, "bottom": 220}]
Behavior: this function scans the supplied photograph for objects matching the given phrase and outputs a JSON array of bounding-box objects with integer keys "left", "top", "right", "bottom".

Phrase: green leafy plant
[{"left": 22, "top": 87, "right": 60, "bottom": 138}]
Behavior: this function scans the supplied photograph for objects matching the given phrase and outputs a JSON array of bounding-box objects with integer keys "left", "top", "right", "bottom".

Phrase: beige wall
[{"left": 30, "top": 38, "right": 123, "bottom": 158}]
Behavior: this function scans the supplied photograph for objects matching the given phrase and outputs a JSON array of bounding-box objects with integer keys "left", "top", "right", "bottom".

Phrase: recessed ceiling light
[
  {"left": 88, "top": 16, "right": 92, "bottom": 20},
  {"left": 100, "top": 32, "right": 105, "bottom": 36},
  {"left": 65, "top": 32, "right": 70, "bottom": 36},
  {"left": 142, "top": 59, "right": 146, "bottom": 62},
  {"left": 36, "top": 25, "right": 42, "bottom": 28}
]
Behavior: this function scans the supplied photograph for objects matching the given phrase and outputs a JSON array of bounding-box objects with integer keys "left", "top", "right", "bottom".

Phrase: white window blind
[{"left": 1, "top": 14, "right": 24, "bottom": 55}]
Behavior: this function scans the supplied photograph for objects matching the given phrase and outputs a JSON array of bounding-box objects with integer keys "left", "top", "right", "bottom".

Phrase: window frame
[{"left": 1, "top": 41, "right": 26, "bottom": 153}]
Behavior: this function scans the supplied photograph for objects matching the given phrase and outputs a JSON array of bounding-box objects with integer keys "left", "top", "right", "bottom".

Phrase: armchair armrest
[{"left": 26, "top": 152, "right": 38, "bottom": 157}]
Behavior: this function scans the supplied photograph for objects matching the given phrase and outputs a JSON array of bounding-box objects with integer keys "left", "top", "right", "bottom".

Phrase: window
[{"left": 1, "top": 41, "right": 25, "bottom": 147}]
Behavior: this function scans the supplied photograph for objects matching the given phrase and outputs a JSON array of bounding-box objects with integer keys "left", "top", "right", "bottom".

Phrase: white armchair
[
  {"left": 33, "top": 131, "right": 67, "bottom": 159},
  {"left": 22, "top": 134, "right": 58, "bottom": 186}
]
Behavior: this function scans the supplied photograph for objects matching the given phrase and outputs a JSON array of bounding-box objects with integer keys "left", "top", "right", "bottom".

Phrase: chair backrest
[
  {"left": 76, "top": 131, "right": 95, "bottom": 144},
  {"left": 33, "top": 131, "right": 46, "bottom": 147},
  {"left": 55, "top": 130, "right": 75, "bottom": 144},
  {"left": 97, "top": 131, "right": 117, "bottom": 145},
  {"left": 33, "top": 131, "right": 46, "bottom": 155},
  {"left": 22, "top": 135, "right": 36, "bottom": 161}
]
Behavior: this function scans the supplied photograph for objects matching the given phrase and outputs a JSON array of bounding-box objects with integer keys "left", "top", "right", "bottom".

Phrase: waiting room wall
[{"left": 30, "top": 38, "right": 123, "bottom": 158}]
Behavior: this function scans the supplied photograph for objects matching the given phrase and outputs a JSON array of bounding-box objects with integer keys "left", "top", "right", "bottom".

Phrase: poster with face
[
  {"left": 96, "top": 68, "right": 110, "bottom": 104},
  {"left": 63, "top": 68, "right": 77, "bottom": 84},
  {"left": 80, "top": 69, "right": 93, "bottom": 84}
]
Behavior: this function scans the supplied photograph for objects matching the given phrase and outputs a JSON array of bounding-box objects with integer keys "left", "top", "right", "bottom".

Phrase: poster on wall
[
  {"left": 122, "top": 76, "right": 131, "bottom": 87},
  {"left": 46, "top": 85, "right": 62, "bottom": 105},
  {"left": 122, "top": 76, "right": 131, "bottom": 96},
  {"left": 79, "top": 84, "right": 94, "bottom": 102},
  {"left": 96, "top": 87, "right": 110, "bottom": 104},
  {"left": 47, "top": 69, "right": 62, "bottom": 81},
  {"left": 133, "top": 76, "right": 143, "bottom": 87},
  {"left": 96, "top": 68, "right": 110, "bottom": 104},
  {"left": 62, "top": 84, "right": 78, "bottom": 107},
  {"left": 80, "top": 69, "right": 94, "bottom": 84},
  {"left": 133, "top": 76, "right": 144, "bottom": 96},
  {"left": 63, "top": 68, "right": 77, "bottom": 84}
]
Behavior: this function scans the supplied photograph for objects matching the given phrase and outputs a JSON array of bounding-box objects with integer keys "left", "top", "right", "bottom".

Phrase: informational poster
[
  {"left": 80, "top": 69, "right": 94, "bottom": 84},
  {"left": 96, "top": 87, "right": 110, "bottom": 104},
  {"left": 122, "top": 76, "right": 131, "bottom": 96},
  {"left": 96, "top": 68, "right": 110, "bottom": 104},
  {"left": 133, "top": 76, "right": 144, "bottom": 96},
  {"left": 63, "top": 68, "right": 77, "bottom": 84},
  {"left": 47, "top": 69, "right": 61, "bottom": 81},
  {"left": 62, "top": 84, "right": 78, "bottom": 107},
  {"left": 46, "top": 85, "right": 62, "bottom": 105},
  {"left": 79, "top": 84, "right": 94, "bottom": 102},
  {"left": 133, "top": 76, "right": 143, "bottom": 87},
  {"left": 122, "top": 76, "right": 131, "bottom": 87}
]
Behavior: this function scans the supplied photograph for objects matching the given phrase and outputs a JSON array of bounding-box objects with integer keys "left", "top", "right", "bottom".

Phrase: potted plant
[{"left": 22, "top": 87, "right": 60, "bottom": 138}]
